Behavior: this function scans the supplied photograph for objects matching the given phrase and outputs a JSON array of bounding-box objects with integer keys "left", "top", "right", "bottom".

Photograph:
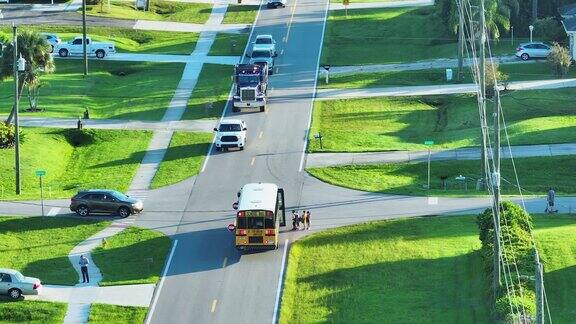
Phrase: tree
[
  {"left": 0, "top": 123, "right": 16, "bottom": 148},
  {"left": 485, "top": 61, "right": 508, "bottom": 97},
  {"left": 547, "top": 43, "right": 572, "bottom": 78},
  {"left": 0, "top": 30, "right": 55, "bottom": 124}
]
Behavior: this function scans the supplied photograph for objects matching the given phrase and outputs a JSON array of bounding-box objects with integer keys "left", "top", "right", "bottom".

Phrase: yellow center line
[
  {"left": 285, "top": 0, "right": 299, "bottom": 43},
  {"left": 250, "top": 157, "right": 256, "bottom": 166},
  {"left": 222, "top": 257, "right": 228, "bottom": 268},
  {"left": 211, "top": 299, "right": 218, "bottom": 313}
]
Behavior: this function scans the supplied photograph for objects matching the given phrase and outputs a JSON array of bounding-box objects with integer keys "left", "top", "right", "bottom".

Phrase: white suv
[{"left": 214, "top": 119, "right": 247, "bottom": 151}]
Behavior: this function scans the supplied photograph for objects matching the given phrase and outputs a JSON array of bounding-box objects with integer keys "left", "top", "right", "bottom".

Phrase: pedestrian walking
[
  {"left": 546, "top": 187, "right": 557, "bottom": 213},
  {"left": 306, "top": 210, "right": 311, "bottom": 230},
  {"left": 79, "top": 255, "right": 90, "bottom": 283},
  {"left": 300, "top": 211, "right": 307, "bottom": 230},
  {"left": 291, "top": 210, "right": 298, "bottom": 231}
]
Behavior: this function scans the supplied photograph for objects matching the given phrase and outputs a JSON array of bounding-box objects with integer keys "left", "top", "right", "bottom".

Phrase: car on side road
[
  {"left": 0, "top": 269, "right": 42, "bottom": 300},
  {"left": 248, "top": 45, "right": 275, "bottom": 74},
  {"left": 70, "top": 189, "right": 143, "bottom": 218},
  {"left": 40, "top": 33, "right": 62, "bottom": 53},
  {"left": 515, "top": 42, "right": 551, "bottom": 60},
  {"left": 267, "top": 0, "right": 286, "bottom": 8},
  {"left": 55, "top": 36, "right": 116, "bottom": 59},
  {"left": 253, "top": 34, "right": 277, "bottom": 57},
  {"left": 214, "top": 119, "right": 247, "bottom": 151}
]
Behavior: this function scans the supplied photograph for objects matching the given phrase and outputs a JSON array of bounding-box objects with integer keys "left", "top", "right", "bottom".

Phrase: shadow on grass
[
  {"left": 0, "top": 217, "right": 101, "bottom": 234},
  {"left": 543, "top": 265, "right": 576, "bottom": 322},
  {"left": 291, "top": 253, "right": 489, "bottom": 323},
  {"left": 22, "top": 255, "right": 78, "bottom": 286}
]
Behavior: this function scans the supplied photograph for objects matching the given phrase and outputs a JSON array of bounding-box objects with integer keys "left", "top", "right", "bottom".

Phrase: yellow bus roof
[{"left": 238, "top": 183, "right": 278, "bottom": 212}]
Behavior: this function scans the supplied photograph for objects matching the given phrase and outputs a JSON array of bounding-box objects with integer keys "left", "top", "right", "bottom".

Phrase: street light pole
[
  {"left": 82, "top": 0, "right": 88, "bottom": 76},
  {"left": 529, "top": 25, "right": 534, "bottom": 43},
  {"left": 12, "top": 24, "right": 21, "bottom": 195}
]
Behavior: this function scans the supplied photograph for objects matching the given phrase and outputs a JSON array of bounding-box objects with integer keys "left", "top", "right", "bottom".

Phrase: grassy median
[
  {"left": 151, "top": 132, "right": 213, "bottom": 189},
  {"left": 85, "top": 0, "right": 212, "bottom": 24},
  {"left": 0, "top": 128, "right": 151, "bottom": 200},
  {"left": 0, "top": 60, "right": 183, "bottom": 120},
  {"left": 308, "top": 156, "right": 576, "bottom": 197},
  {"left": 209, "top": 33, "right": 249, "bottom": 56},
  {"left": 310, "top": 88, "right": 576, "bottom": 152},
  {"left": 0, "top": 299, "right": 67, "bottom": 323},
  {"left": 183, "top": 64, "right": 233, "bottom": 120},
  {"left": 222, "top": 5, "right": 259, "bottom": 24},
  {"left": 280, "top": 215, "right": 576, "bottom": 322},
  {"left": 88, "top": 304, "right": 148, "bottom": 324}
]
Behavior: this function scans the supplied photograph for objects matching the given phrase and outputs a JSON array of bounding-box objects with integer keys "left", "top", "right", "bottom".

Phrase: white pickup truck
[{"left": 55, "top": 36, "right": 116, "bottom": 59}]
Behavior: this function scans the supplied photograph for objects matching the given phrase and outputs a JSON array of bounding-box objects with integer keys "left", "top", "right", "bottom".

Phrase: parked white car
[
  {"left": 40, "top": 33, "right": 62, "bottom": 53},
  {"left": 0, "top": 269, "right": 42, "bottom": 299},
  {"left": 253, "top": 35, "right": 277, "bottom": 57},
  {"left": 515, "top": 42, "right": 551, "bottom": 61},
  {"left": 214, "top": 119, "right": 247, "bottom": 151},
  {"left": 55, "top": 36, "right": 116, "bottom": 59}
]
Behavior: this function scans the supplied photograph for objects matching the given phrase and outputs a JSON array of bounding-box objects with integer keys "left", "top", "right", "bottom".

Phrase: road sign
[
  {"left": 227, "top": 224, "right": 236, "bottom": 232},
  {"left": 35, "top": 169, "right": 46, "bottom": 177},
  {"left": 232, "top": 201, "right": 239, "bottom": 210},
  {"left": 323, "top": 65, "right": 330, "bottom": 71},
  {"left": 424, "top": 140, "right": 434, "bottom": 146},
  {"left": 343, "top": 0, "right": 349, "bottom": 5}
]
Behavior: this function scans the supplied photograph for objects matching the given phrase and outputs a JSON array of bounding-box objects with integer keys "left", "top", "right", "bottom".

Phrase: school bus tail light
[
  {"left": 265, "top": 229, "right": 275, "bottom": 236},
  {"left": 237, "top": 229, "right": 247, "bottom": 236}
]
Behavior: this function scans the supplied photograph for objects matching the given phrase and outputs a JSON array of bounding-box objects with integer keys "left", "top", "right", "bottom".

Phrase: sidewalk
[
  {"left": 306, "top": 143, "right": 576, "bottom": 168},
  {"left": 329, "top": 0, "right": 433, "bottom": 11},
  {"left": 31, "top": 0, "right": 82, "bottom": 12},
  {"left": 30, "top": 284, "right": 155, "bottom": 307},
  {"left": 54, "top": 53, "right": 241, "bottom": 64},
  {"left": 329, "top": 55, "right": 529, "bottom": 75},
  {"left": 19, "top": 117, "right": 215, "bottom": 132},
  {"left": 315, "top": 78, "right": 576, "bottom": 100}
]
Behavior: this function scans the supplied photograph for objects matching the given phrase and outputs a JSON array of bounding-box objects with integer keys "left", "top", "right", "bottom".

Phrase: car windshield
[
  {"left": 252, "top": 51, "right": 271, "bottom": 58},
  {"left": 238, "top": 75, "right": 260, "bottom": 83},
  {"left": 256, "top": 38, "right": 272, "bottom": 44},
  {"left": 219, "top": 124, "right": 242, "bottom": 132}
]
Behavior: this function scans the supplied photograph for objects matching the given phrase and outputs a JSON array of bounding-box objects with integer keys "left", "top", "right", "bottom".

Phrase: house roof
[
  {"left": 559, "top": 3, "right": 576, "bottom": 17},
  {"left": 562, "top": 16, "right": 576, "bottom": 33}
]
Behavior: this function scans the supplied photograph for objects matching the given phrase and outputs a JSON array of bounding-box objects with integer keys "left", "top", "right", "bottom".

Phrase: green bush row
[{"left": 477, "top": 201, "right": 537, "bottom": 322}]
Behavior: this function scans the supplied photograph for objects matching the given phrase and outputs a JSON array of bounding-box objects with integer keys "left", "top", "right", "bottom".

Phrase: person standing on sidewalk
[
  {"left": 300, "top": 210, "right": 307, "bottom": 230},
  {"left": 306, "top": 210, "right": 311, "bottom": 230},
  {"left": 546, "top": 187, "right": 557, "bottom": 213},
  {"left": 79, "top": 255, "right": 90, "bottom": 283}
]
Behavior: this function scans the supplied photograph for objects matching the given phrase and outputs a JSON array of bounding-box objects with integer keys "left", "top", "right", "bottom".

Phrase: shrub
[
  {"left": 485, "top": 62, "right": 508, "bottom": 98},
  {"left": 547, "top": 43, "right": 572, "bottom": 78},
  {"left": 533, "top": 17, "right": 567, "bottom": 43},
  {"left": 0, "top": 123, "right": 16, "bottom": 149}
]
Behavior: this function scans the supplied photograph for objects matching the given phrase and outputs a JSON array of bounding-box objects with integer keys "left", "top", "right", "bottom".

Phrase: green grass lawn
[
  {"left": 222, "top": 5, "right": 259, "bottom": 24},
  {"left": 85, "top": 0, "right": 212, "bottom": 24},
  {"left": 322, "top": 7, "right": 517, "bottom": 66},
  {"left": 92, "top": 227, "right": 171, "bottom": 286},
  {"left": 182, "top": 64, "right": 233, "bottom": 120},
  {"left": 280, "top": 216, "right": 490, "bottom": 323},
  {"left": 0, "top": 128, "right": 151, "bottom": 200},
  {"left": 310, "top": 88, "right": 576, "bottom": 152},
  {"left": 0, "top": 25, "right": 198, "bottom": 55},
  {"left": 0, "top": 60, "right": 183, "bottom": 120},
  {"left": 209, "top": 33, "right": 249, "bottom": 56},
  {"left": 88, "top": 304, "right": 148, "bottom": 324},
  {"left": 308, "top": 156, "right": 576, "bottom": 197},
  {"left": 319, "top": 63, "right": 576, "bottom": 89},
  {"left": 151, "top": 132, "right": 212, "bottom": 189},
  {"left": 0, "top": 217, "right": 110, "bottom": 285},
  {"left": 0, "top": 300, "right": 67, "bottom": 323},
  {"left": 280, "top": 214, "right": 576, "bottom": 323}
]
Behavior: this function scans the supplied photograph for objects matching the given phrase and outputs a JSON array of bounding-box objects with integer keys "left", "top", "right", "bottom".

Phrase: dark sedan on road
[
  {"left": 70, "top": 189, "right": 143, "bottom": 218},
  {"left": 267, "top": 0, "right": 286, "bottom": 8}
]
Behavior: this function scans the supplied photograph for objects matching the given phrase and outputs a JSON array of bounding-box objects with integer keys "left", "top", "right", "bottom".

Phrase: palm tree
[{"left": 0, "top": 30, "right": 55, "bottom": 124}]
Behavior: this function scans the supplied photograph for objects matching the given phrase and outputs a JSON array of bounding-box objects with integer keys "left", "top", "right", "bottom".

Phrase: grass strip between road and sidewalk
[
  {"left": 0, "top": 299, "right": 67, "bottom": 323},
  {"left": 308, "top": 156, "right": 576, "bottom": 197},
  {"left": 0, "top": 25, "right": 199, "bottom": 55},
  {"left": 0, "top": 217, "right": 110, "bottom": 285},
  {"left": 280, "top": 214, "right": 576, "bottom": 323},
  {"left": 209, "top": 33, "right": 249, "bottom": 56},
  {"left": 319, "top": 63, "right": 576, "bottom": 89},
  {"left": 92, "top": 227, "right": 171, "bottom": 286},
  {"left": 309, "top": 88, "right": 576, "bottom": 152},
  {"left": 0, "top": 128, "right": 152, "bottom": 200},
  {"left": 0, "top": 60, "right": 184, "bottom": 121},
  {"left": 85, "top": 0, "right": 212, "bottom": 24},
  {"left": 183, "top": 64, "right": 234, "bottom": 120},
  {"left": 88, "top": 304, "right": 148, "bottom": 324},
  {"left": 222, "top": 5, "right": 259, "bottom": 24},
  {"left": 151, "top": 131, "right": 213, "bottom": 189}
]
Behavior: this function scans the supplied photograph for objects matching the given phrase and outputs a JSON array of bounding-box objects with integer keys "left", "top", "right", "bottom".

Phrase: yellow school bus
[{"left": 234, "top": 183, "right": 286, "bottom": 250}]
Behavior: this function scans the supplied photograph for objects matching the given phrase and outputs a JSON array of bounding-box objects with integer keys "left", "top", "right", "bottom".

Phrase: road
[{"left": 140, "top": 1, "right": 329, "bottom": 323}]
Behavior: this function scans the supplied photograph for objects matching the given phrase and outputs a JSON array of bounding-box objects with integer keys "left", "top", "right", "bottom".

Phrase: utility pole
[
  {"left": 535, "top": 250, "right": 544, "bottom": 324},
  {"left": 82, "top": 0, "right": 88, "bottom": 77},
  {"left": 492, "top": 87, "right": 502, "bottom": 297},
  {"left": 457, "top": 0, "right": 465, "bottom": 82},
  {"left": 12, "top": 24, "right": 21, "bottom": 195},
  {"left": 478, "top": 0, "right": 487, "bottom": 191}
]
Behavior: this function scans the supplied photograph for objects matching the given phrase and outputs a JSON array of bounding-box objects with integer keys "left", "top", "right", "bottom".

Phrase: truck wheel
[
  {"left": 96, "top": 50, "right": 106, "bottom": 59},
  {"left": 50, "top": 45, "right": 54, "bottom": 53},
  {"left": 58, "top": 49, "right": 69, "bottom": 57},
  {"left": 260, "top": 105, "right": 266, "bottom": 112}
]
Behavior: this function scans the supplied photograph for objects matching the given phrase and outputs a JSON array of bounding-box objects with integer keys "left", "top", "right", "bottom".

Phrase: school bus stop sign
[
  {"left": 343, "top": 0, "right": 349, "bottom": 5},
  {"left": 232, "top": 202, "right": 239, "bottom": 210}
]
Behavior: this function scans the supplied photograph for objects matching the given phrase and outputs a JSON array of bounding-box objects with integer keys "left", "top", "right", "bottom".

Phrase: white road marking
[
  {"left": 282, "top": 36, "right": 286, "bottom": 42},
  {"left": 258, "top": 131, "right": 263, "bottom": 139},
  {"left": 427, "top": 197, "right": 439, "bottom": 205},
  {"left": 222, "top": 257, "right": 228, "bottom": 268},
  {"left": 250, "top": 157, "right": 256, "bottom": 166},
  {"left": 280, "top": 49, "right": 284, "bottom": 55},
  {"left": 201, "top": 0, "right": 265, "bottom": 173},
  {"left": 285, "top": 0, "right": 299, "bottom": 42},
  {"left": 275, "top": 67, "right": 279, "bottom": 74},
  {"left": 47, "top": 207, "right": 60, "bottom": 216},
  {"left": 299, "top": 0, "right": 330, "bottom": 173},
  {"left": 271, "top": 239, "right": 289, "bottom": 324},
  {"left": 211, "top": 299, "right": 218, "bottom": 313},
  {"left": 144, "top": 239, "right": 178, "bottom": 324}
]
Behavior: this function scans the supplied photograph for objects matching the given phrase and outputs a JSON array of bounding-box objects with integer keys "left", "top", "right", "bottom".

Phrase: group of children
[{"left": 291, "top": 210, "right": 311, "bottom": 231}]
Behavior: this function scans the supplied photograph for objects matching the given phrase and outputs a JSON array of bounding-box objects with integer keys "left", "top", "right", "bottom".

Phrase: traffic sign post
[
  {"left": 343, "top": 0, "right": 349, "bottom": 17},
  {"left": 35, "top": 170, "right": 46, "bottom": 216},
  {"left": 232, "top": 201, "right": 239, "bottom": 210},
  {"left": 424, "top": 141, "right": 434, "bottom": 190},
  {"left": 323, "top": 65, "right": 330, "bottom": 84}
]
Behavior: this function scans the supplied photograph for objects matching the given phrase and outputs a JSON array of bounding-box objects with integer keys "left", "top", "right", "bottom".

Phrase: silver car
[
  {"left": 0, "top": 268, "right": 42, "bottom": 299},
  {"left": 515, "top": 42, "right": 551, "bottom": 61}
]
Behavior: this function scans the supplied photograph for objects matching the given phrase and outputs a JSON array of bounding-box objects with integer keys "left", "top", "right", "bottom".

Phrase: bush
[
  {"left": 533, "top": 17, "right": 567, "bottom": 43},
  {"left": 548, "top": 43, "right": 572, "bottom": 78},
  {"left": 0, "top": 123, "right": 16, "bottom": 149}
]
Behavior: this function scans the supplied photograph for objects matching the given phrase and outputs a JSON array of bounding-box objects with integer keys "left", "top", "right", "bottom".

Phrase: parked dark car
[{"left": 70, "top": 189, "right": 143, "bottom": 217}]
